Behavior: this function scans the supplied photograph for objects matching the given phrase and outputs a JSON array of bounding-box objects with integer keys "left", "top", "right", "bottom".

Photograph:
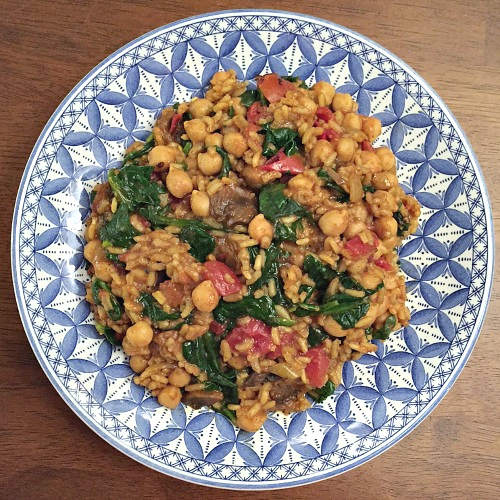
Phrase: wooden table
[{"left": 1, "top": 1, "right": 498, "bottom": 498}]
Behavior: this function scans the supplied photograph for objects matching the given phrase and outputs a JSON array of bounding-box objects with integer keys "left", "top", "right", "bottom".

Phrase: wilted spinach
[
  {"left": 99, "top": 203, "right": 140, "bottom": 248},
  {"left": 309, "top": 380, "right": 335, "bottom": 403},
  {"left": 96, "top": 323, "right": 122, "bottom": 346},
  {"left": 394, "top": 207, "right": 410, "bottom": 236},
  {"left": 259, "top": 183, "right": 310, "bottom": 222},
  {"left": 214, "top": 295, "right": 295, "bottom": 327},
  {"left": 121, "top": 134, "right": 154, "bottom": 166},
  {"left": 138, "top": 292, "right": 180, "bottom": 324},
  {"left": 307, "top": 326, "right": 329, "bottom": 347},
  {"left": 317, "top": 169, "right": 349, "bottom": 203},
  {"left": 108, "top": 164, "right": 166, "bottom": 211},
  {"left": 215, "top": 146, "right": 232, "bottom": 178},
  {"left": 239, "top": 89, "right": 259, "bottom": 107},
  {"left": 179, "top": 225, "right": 215, "bottom": 262},
  {"left": 260, "top": 122, "right": 299, "bottom": 157},
  {"left": 366, "top": 314, "right": 397, "bottom": 340},
  {"left": 91, "top": 278, "right": 123, "bottom": 321}
]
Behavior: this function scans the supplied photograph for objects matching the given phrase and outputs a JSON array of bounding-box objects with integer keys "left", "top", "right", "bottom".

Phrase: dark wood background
[{"left": 1, "top": 1, "right": 498, "bottom": 498}]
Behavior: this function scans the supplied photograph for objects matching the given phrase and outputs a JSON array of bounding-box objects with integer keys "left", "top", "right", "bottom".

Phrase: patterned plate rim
[{"left": 11, "top": 9, "right": 495, "bottom": 490}]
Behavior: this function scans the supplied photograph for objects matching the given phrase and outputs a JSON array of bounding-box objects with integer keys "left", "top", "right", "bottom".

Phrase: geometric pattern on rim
[{"left": 12, "top": 11, "right": 491, "bottom": 489}]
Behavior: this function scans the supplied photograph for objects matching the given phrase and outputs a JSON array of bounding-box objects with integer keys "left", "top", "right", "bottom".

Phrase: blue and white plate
[{"left": 11, "top": 10, "right": 494, "bottom": 489}]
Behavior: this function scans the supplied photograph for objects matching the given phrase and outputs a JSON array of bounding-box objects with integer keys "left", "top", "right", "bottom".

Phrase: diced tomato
[
  {"left": 256, "top": 73, "right": 295, "bottom": 103},
  {"left": 203, "top": 261, "right": 242, "bottom": 296},
  {"left": 209, "top": 320, "right": 227, "bottom": 337},
  {"left": 246, "top": 101, "right": 267, "bottom": 124},
  {"left": 226, "top": 319, "right": 273, "bottom": 357},
  {"left": 315, "top": 106, "right": 333, "bottom": 123},
  {"left": 305, "top": 346, "right": 329, "bottom": 388},
  {"left": 361, "top": 140, "right": 374, "bottom": 151},
  {"left": 374, "top": 256, "right": 392, "bottom": 271},
  {"left": 260, "top": 150, "right": 305, "bottom": 175},
  {"left": 169, "top": 113, "right": 182, "bottom": 133},
  {"left": 267, "top": 332, "right": 295, "bottom": 360},
  {"left": 318, "top": 129, "right": 341, "bottom": 141},
  {"left": 344, "top": 234, "right": 378, "bottom": 259}
]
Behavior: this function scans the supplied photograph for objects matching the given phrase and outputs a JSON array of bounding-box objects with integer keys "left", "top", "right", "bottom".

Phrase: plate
[{"left": 11, "top": 10, "right": 494, "bottom": 489}]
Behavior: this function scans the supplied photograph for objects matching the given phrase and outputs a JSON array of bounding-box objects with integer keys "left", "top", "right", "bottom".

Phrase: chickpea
[
  {"left": 332, "top": 93, "right": 354, "bottom": 113},
  {"left": 122, "top": 336, "right": 150, "bottom": 356},
  {"left": 94, "top": 261, "right": 115, "bottom": 283},
  {"left": 313, "top": 81, "right": 336, "bottom": 106},
  {"left": 335, "top": 137, "right": 358, "bottom": 162},
  {"left": 360, "top": 150, "right": 382, "bottom": 173},
  {"left": 362, "top": 117, "right": 382, "bottom": 142},
  {"left": 372, "top": 171, "right": 398, "bottom": 190},
  {"left": 231, "top": 97, "right": 247, "bottom": 116},
  {"left": 184, "top": 118, "right": 208, "bottom": 143},
  {"left": 343, "top": 112, "right": 362, "bottom": 130},
  {"left": 130, "top": 355, "right": 149, "bottom": 373},
  {"left": 310, "top": 139, "right": 335, "bottom": 167},
  {"left": 192, "top": 280, "right": 220, "bottom": 312},
  {"left": 376, "top": 147, "right": 396, "bottom": 171},
  {"left": 222, "top": 131, "right": 247, "bottom": 158},
  {"left": 197, "top": 148, "right": 223, "bottom": 176},
  {"left": 169, "top": 367, "right": 191, "bottom": 388},
  {"left": 343, "top": 219, "right": 366, "bottom": 240},
  {"left": 318, "top": 208, "right": 349, "bottom": 236},
  {"left": 300, "top": 96, "right": 318, "bottom": 115},
  {"left": 158, "top": 385, "right": 182, "bottom": 409},
  {"left": 236, "top": 405, "right": 268, "bottom": 432},
  {"left": 147, "top": 145, "right": 179, "bottom": 167},
  {"left": 189, "top": 98, "right": 213, "bottom": 119},
  {"left": 166, "top": 167, "right": 193, "bottom": 198},
  {"left": 248, "top": 214, "right": 274, "bottom": 248},
  {"left": 205, "top": 132, "right": 223, "bottom": 148},
  {"left": 190, "top": 190, "right": 210, "bottom": 217},
  {"left": 126, "top": 320, "right": 154, "bottom": 347},
  {"left": 373, "top": 216, "right": 398, "bottom": 239},
  {"left": 288, "top": 173, "right": 314, "bottom": 191}
]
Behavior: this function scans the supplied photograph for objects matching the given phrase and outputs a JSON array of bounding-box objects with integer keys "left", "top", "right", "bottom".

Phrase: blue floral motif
[
  {"left": 104, "top": 382, "right": 159, "bottom": 438},
  {"left": 150, "top": 405, "right": 209, "bottom": 459},
  {"left": 336, "top": 54, "right": 394, "bottom": 114},
  {"left": 12, "top": 12, "right": 492, "bottom": 489}
]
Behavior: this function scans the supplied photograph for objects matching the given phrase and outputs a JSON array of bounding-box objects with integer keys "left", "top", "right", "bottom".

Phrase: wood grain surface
[{"left": 1, "top": 1, "right": 498, "bottom": 498}]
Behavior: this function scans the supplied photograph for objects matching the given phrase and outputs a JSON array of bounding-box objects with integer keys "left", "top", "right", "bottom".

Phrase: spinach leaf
[
  {"left": 258, "top": 88, "right": 269, "bottom": 106},
  {"left": 108, "top": 164, "right": 166, "bottom": 211},
  {"left": 215, "top": 146, "right": 232, "bottom": 178},
  {"left": 153, "top": 216, "right": 214, "bottom": 231},
  {"left": 91, "top": 279, "right": 123, "bottom": 320},
  {"left": 96, "top": 323, "right": 122, "bottom": 346},
  {"left": 259, "top": 183, "right": 310, "bottom": 222},
  {"left": 121, "top": 134, "right": 154, "bottom": 166},
  {"left": 182, "top": 140, "right": 193, "bottom": 155},
  {"left": 213, "top": 402, "right": 236, "bottom": 424},
  {"left": 274, "top": 220, "right": 301, "bottom": 243},
  {"left": 260, "top": 122, "right": 299, "bottom": 157},
  {"left": 99, "top": 203, "right": 140, "bottom": 248},
  {"left": 367, "top": 314, "right": 397, "bottom": 340},
  {"left": 308, "top": 326, "right": 329, "bottom": 347},
  {"left": 138, "top": 292, "right": 181, "bottom": 324},
  {"left": 363, "top": 185, "right": 376, "bottom": 193},
  {"left": 214, "top": 295, "right": 295, "bottom": 327},
  {"left": 136, "top": 205, "right": 170, "bottom": 228},
  {"left": 239, "top": 89, "right": 259, "bottom": 107},
  {"left": 90, "top": 189, "right": 97, "bottom": 204},
  {"left": 183, "top": 332, "right": 237, "bottom": 392},
  {"left": 247, "top": 246, "right": 259, "bottom": 267},
  {"left": 282, "top": 75, "right": 299, "bottom": 82},
  {"left": 105, "top": 251, "right": 125, "bottom": 266},
  {"left": 322, "top": 295, "right": 371, "bottom": 329},
  {"left": 309, "top": 380, "right": 335, "bottom": 403},
  {"left": 317, "top": 169, "right": 349, "bottom": 203},
  {"left": 394, "top": 208, "right": 410, "bottom": 236},
  {"left": 228, "top": 105, "right": 235, "bottom": 118},
  {"left": 303, "top": 254, "right": 337, "bottom": 290},
  {"left": 179, "top": 225, "right": 215, "bottom": 261}
]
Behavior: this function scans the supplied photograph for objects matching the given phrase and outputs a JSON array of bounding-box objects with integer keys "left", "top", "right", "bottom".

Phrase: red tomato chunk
[
  {"left": 344, "top": 234, "right": 378, "bottom": 259},
  {"left": 315, "top": 106, "right": 333, "bottom": 123},
  {"left": 260, "top": 150, "right": 305, "bottom": 175},
  {"left": 246, "top": 101, "right": 267, "bottom": 124},
  {"left": 226, "top": 319, "right": 273, "bottom": 357},
  {"left": 257, "top": 73, "right": 295, "bottom": 103},
  {"left": 305, "top": 346, "right": 329, "bottom": 388},
  {"left": 361, "top": 140, "right": 374, "bottom": 151},
  {"left": 203, "top": 261, "right": 242, "bottom": 296},
  {"left": 267, "top": 332, "right": 296, "bottom": 360},
  {"left": 318, "top": 129, "right": 340, "bottom": 141},
  {"left": 170, "top": 113, "right": 182, "bottom": 133},
  {"left": 374, "top": 256, "right": 392, "bottom": 271}
]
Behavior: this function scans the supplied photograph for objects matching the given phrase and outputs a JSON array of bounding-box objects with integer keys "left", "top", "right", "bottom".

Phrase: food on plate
[{"left": 84, "top": 70, "right": 420, "bottom": 431}]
